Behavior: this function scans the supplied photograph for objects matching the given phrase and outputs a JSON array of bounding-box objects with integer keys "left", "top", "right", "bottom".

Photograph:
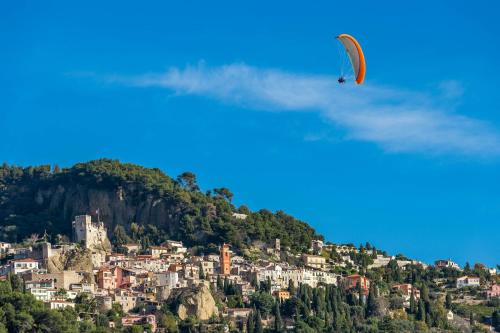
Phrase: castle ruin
[{"left": 72, "top": 215, "right": 111, "bottom": 252}]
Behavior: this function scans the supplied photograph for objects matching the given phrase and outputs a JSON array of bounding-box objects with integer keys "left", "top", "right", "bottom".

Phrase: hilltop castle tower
[
  {"left": 220, "top": 243, "right": 231, "bottom": 276},
  {"left": 72, "top": 215, "right": 111, "bottom": 251}
]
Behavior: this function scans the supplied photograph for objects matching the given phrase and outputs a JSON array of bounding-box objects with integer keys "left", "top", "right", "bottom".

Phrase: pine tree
[{"left": 469, "top": 312, "right": 474, "bottom": 326}]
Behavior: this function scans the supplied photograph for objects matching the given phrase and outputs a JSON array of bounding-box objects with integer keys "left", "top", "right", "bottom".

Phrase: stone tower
[
  {"left": 220, "top": 243, "right": 231, "bottom": 276},
  {"left": 72, "top": 215, "right": 111, "bottom": 251}
]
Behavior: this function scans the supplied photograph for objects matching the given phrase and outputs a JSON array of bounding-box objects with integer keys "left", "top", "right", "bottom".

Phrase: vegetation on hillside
[{"left": 0, "top": 159, "right": 321, "bottom": 254}]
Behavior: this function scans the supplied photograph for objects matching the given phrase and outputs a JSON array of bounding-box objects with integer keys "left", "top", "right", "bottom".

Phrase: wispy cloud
[{"left": 108, "top": 63, "right": 500, "bottom": 157}]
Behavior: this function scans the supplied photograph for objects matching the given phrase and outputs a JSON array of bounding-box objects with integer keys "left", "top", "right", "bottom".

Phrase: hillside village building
[
  {"left": 0, "top": 242, "right": 11, "bottom": 255},
  {"left": 302, "top": 254, "right": 326, "bottom": 269},
  {"left": 10, "top": 258, "right": 40, "bottom": 274},
  {"left": 435, "top": 259, "right": 461, "bottom": 270},
  {"left": 344, "top": 274, "right": 370, "bottom": 294},
  {"left": 486, "top": 284, "right": 500, "bottom": 299},
  {"left": 456, "top": 276, "right": 480, "bottom": 288}
]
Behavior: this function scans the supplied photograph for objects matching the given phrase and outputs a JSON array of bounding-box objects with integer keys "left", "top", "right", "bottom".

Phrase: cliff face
[{"left": 0, "top": 181, "right": 183, "bottom": 242}]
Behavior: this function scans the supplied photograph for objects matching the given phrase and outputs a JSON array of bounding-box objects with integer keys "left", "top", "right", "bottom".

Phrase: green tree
[
  {"left": 417, "top": 299, "right": 425, "bottom": 321},
  {"left": 464, "top": 262, "right": 471, "bottom": 274},
  {"left": 158, "top": 312, "right": 178, "bottom": 332},
  {"left": 113, "top": 225, "right": 131, "bottom": 246},
  {"left": 365, "top": 284, "right": 377, "bottom": 317},
  {"left": 255, "top": 310, "right": 263, "bottom": 333},
  {"left": 409, "top": 289, "right": 416, "bottom": 314},
  {"left": 492, "top": 310, "right": 500, "bottom": 331},
  {"left": 274, "top": 302, "right": 284, "bottom": 333},
  {"left": 177, "top": 172, "right": 199, "bottom": 191},
  {"left": 445, "top": 293, "right": 452, "bottom": 309}
]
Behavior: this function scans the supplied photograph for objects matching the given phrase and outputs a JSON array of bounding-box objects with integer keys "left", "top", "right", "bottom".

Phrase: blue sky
[{"left": 1, "top": 1, "right": 499, "bottom": 266}]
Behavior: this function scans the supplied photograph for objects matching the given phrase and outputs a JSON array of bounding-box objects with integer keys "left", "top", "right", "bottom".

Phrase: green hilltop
[{"left": 0, "top": 159, "right": 321, "bottom": 253}]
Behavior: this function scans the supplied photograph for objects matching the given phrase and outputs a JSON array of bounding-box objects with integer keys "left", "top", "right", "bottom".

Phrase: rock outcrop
[
  {"left": 46, "top": 247, "right": 94, "bottom": 273},
  {"left": 168, "top": 284, "right": 219, "bottom": 321}
]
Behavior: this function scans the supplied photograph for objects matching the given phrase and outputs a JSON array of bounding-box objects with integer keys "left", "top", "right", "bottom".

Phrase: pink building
[
  {"left": 486, "top": 284, "right": 500, "bottom": 299},
  {"left": 392, "top": 284, "right": 420, "bottom": 299},
  {"left": 97, "top": 266, "right": 123, "bottom": 290}
]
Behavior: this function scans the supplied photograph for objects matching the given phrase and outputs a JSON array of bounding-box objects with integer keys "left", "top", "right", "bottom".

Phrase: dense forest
[{"left": 0, "top": 159, "right": 321, "bottom": 254}]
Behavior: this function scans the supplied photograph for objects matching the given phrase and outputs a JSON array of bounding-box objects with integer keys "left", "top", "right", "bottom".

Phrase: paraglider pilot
[{"left": 337, "top": 76, "right": 346, "bottom": 84}]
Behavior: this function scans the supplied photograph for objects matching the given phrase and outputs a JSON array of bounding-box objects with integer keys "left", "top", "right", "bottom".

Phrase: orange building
[
  {"left": 344, "top": 274, "right": 370, "bottom": 294},
  {"left": 220, "top": 243, "right": 231, "bottom": 275},
  {"left": 272, "top": 290, "right": 291, "bottom": 302}
]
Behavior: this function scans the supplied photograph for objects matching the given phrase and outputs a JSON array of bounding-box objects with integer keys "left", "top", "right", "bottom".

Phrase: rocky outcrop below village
[
  {"left": 46, "top": 247, "right": 94, "bottom": 273},
  {"left": 167, "top": 284, "right": 219, "bottom": 321}
]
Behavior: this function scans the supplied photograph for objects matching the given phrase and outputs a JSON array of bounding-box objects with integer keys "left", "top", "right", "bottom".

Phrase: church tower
[{"left": 220, "top": 243, "right": 231, "bottom": 275}]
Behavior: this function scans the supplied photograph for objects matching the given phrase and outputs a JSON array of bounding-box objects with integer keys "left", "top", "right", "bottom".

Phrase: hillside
[{"left": 0, "top": 159, "right": 321, "bottom": 253}]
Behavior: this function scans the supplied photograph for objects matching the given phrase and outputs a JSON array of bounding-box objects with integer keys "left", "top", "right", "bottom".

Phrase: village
[{"left": 0, "top": 214, "right": 498, "bottom": 332}]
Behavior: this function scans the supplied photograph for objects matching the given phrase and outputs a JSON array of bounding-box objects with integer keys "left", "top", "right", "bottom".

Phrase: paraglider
[{"left": 336, "top": 34, "right": 366, "bottom": 85}]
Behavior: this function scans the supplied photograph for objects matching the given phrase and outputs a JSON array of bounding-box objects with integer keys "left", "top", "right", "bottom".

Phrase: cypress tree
[
  {"left": 365, "top": 284, "right": 377, "bottom": 317},
  {"left": 417, "top": 299, "right": 425, "bottom": 321},
  {"left": 357, "top": 281, "right": 364, "bottom": 306},
  {"left": 445, "top": 292, "right": 452, "bottom": 309},
  {"left": 274, "top": 302, "right": 283, "bottom": 333},
  {"left": 409, "top": 289, "right": 416, "bottom": 314},
  {"left": 216, "top": 275, "right": 223, "bottom": 291},
  {"left": 255, "top": 310, "right": 263, "bottom": 333},
  {"left": 247, "top": 311, "right": 255, "bottom": 333},
  {"left": 288, "top": 279, "right": 296, "bottom": 295}
]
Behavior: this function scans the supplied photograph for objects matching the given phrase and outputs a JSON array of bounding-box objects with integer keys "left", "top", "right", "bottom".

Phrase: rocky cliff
[
  {"left": 46, "top": 248, "right": 94, "bottom": 273},
  {"left": 168, "top": 284, "right": 219, "bottom": 321}
]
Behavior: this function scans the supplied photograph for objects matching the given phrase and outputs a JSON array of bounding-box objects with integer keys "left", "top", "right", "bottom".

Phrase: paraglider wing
[{"left": 337, "top": 34, "right": 366, "bottom": 84}]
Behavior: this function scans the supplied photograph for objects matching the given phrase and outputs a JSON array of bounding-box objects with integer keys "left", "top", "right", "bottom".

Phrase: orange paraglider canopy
[{"left": 337, "top": 34, "right": 366, "bottom": 84}]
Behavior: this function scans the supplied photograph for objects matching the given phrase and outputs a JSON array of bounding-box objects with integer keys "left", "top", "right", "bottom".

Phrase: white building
[
  {"left": 232, "top": 213, "right": 248, "bottom": 220},
  {"left": 456, "top": 276, "right": 480, "bottom": 288},
  {"left": 0, "top": 242, "right": 11, "bottom": 255},
  {"left": 155, "top": 271, "right": 179, "bottom": 289},
  {"left": 435, "top": 259, "right": 461, "bottom": 270},
  {"left": 200, "top": 261, "right": 215, "bottom": 276},
  {"left": 49, "top": 300, "right": 75, "bottom": 310},
  {"left": 256, "top": 265, "right": 338, "bottom": 290},
  {"left": 10, "top": 258, "right": 40, "bottom": 274}
]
